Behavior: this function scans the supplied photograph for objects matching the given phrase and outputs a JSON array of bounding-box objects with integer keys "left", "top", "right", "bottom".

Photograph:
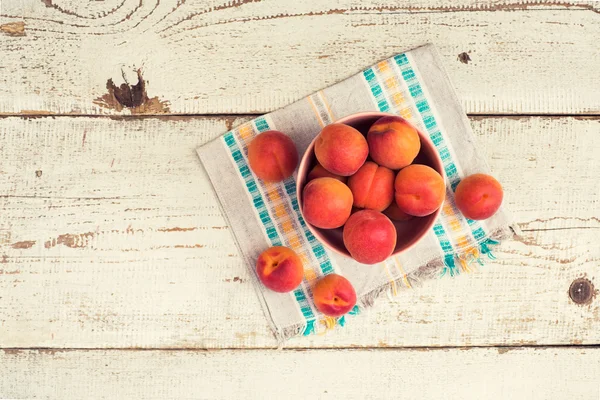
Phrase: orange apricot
[
  {"left": 312, "top": 274, "right": 357, "bottom": 317},
  {"left": 302, "top": 177, "right": 353, "bottom": 229},
  {"left": 454, "top": 173, "right": 503, "bottom": 220},
  {"left": 394, "top": 165, "right": 445, "bottom": 217},
  {"left": 256, "top": 246, "right": 303, "bottom": 293},
  {"left": 367, "top": 116, "right": 421, "bottom": 170},
  {"left": 248, "top": 130, "right": 298, "bottom": 182},
  {"left": 314, "top": 123, "right": 368, "bottom": 176},
  {"left": 343, "top": 210, "right": 397, "bottom": 264},
  {"left": 347, "top": 161, "right": 395, "bottom": 211}
]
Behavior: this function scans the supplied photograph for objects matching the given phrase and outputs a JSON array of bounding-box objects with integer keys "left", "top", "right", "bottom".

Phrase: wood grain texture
[
  {"left": 0, "top": 115, "right": 598, "bottom": 349},
  {"left": 1, "top": 1, "right": 599, "bottom": 115},
  {"left": 1, "top": 347, "right": 600, "bottom": 399}
]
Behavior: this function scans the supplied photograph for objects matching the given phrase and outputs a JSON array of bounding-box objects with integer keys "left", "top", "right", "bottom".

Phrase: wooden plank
[
  {"left": 1, "top": 347, "right": 599, "bottom": 399},
  {"left": 0, "top": 115, "right": 598, "bottom": 349},
  {"left": 1, "top": 1, "right": 599, "bottom": 115}
]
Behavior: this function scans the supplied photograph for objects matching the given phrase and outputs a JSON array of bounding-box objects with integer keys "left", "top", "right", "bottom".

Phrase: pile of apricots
[{"left": 247, "top": 115, "right": 503, "bottom": 317}]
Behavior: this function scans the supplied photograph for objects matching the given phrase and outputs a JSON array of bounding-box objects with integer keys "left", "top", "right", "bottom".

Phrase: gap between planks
[
  {"left": 2, "top": 113, "right": 600, "bottom": 119},
  {"left": 2, "top": 344, "right": 600, "bottom": 353}
]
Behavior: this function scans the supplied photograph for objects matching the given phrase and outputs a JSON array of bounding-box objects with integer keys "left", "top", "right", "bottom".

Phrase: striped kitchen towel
[{"left": 197, "top": 44, "right": 517, "bottom": 343}]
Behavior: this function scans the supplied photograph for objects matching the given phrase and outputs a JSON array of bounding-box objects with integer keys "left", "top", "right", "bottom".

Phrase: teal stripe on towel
[
  {"left": 393, "top": 54, "right": 489, "bottom": 247},
  {"left": 363, "top": 62, "right": 454, "bottom": 257},
  {"left": 223, "top": 127, "right": 316, "bottom": 327}
]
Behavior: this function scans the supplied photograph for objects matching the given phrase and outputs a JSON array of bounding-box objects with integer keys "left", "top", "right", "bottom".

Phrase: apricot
[
  {"left": 454, "top": 173, "right": 503, "bottom": 220},
  {"left": 347, "top": 161, "right": 394, "bottom": 211},
  {"left": 248, "top": 130, "right": 298, "bottom": 182},
  {"left": 395, "top": 165, "right": 445, "bottom": 217},
  {"left": 343, "top": 210, "right": 397, "bottom": 264},
  {"left": 256, "top": 246, "right": 303, "bottom": 293},
  {"left": 383, "top": 201, "right": 414, "bottom": 222},
  {"left": 307, "top": 162, "right": 347, "bottom": 184},
  {"left": 314, "top": 123, "right": 368, "bottom": 176},
  {"left": 312, "top": 274, "right": 357, "bottom": 317},
  {"left": 367, "top": 116, "right": 421, "bottom": 170},
  {"left": 302, "top": 177, "right": 353, "bottom": 229}
]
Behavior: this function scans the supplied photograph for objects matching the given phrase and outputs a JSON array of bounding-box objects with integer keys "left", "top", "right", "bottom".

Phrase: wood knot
[
  {"left": 569, "top": 278, "right": 595, "bottom": 305},
  {"left": 110, "top": 70, "right": 147, "bottom": 108},
  {"left": 0, "top": 21, "right": 25, "bottom": 37},
  {"left": 93, "top": 69, "right": 170, "bottom": 114},
  {"left": 458, "top": 52, "right": 471, "bottom": 64}
]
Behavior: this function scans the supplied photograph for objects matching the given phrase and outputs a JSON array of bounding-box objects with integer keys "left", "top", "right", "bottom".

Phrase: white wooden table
[{"left": 1, "top": 1, "right": 599, "bottom": 398}]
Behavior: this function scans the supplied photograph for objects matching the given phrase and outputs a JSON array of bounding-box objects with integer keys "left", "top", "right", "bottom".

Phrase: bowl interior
[{"left": 297, "top": 112, "right": 444, "bottom": 260}]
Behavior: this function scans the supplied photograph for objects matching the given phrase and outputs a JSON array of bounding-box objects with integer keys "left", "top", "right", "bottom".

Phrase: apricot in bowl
[{"left": 297, "top": 112, "right": 444, "bottom": 261}]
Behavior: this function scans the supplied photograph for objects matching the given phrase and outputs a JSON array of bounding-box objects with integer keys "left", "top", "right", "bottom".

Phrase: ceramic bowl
[{"left": 296, "top": 112, "right": 444, "bottom": 261}]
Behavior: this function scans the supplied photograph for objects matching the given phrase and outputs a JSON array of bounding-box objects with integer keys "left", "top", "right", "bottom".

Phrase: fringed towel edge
[
  {"left": 276, "top": 225, "right": 518, "bottom": 344},
  {"left": 359, "top": 225, "right": 516, "bottom": 308}
]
